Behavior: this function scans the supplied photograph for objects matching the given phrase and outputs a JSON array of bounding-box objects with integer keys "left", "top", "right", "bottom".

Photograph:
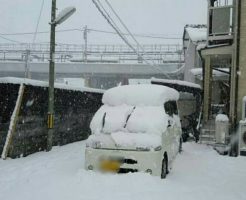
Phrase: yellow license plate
[{"left": 100, "top": 160, "right": 121, "bottom": 173}]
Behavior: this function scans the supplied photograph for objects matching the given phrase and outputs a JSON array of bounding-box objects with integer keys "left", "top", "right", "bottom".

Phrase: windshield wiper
[
  {"left": 102, "top": 112, "right": 106, "bottom": 130},
  {"left": 124, "top": 107, "right": 136, "bottom": 128}
]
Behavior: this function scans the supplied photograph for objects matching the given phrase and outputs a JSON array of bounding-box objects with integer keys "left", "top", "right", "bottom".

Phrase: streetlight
[{"left": 47, "top": 1, "right": 76, "bottom": 151}]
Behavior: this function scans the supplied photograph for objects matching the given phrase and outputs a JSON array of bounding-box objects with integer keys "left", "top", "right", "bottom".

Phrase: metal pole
[
  {"left": 47, "top": 0, "right": 56, "bottom": 151},
  {"left": 24, "top": 49, "right": 30, "bottom": 78},
  {"left": 84, "top": 25, "right": 88, "bottom": 63}
]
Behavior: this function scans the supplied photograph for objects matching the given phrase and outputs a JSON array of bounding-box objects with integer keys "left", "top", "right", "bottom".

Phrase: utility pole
[
  {"left": 83, "top": 25, "right": 88, "bottom": 63},
  {"left": 47, "top": 0, "right": 56, "bottom": 151},
  {"left": 24, "top": 49, "right": 31, "bottom": 78}
]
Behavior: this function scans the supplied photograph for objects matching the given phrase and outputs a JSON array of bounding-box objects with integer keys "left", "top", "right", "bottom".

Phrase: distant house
[{"left": 182, "top": 25, "right": 207, "bottom": 83}]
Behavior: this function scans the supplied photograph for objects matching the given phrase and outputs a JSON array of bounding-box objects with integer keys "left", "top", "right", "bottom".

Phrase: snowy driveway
[{"left": 0, "top": 142, "right": 245, "bottom": 200}]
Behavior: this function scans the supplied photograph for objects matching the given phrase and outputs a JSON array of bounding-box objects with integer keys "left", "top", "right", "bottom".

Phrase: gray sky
[{"left": 0, "top": 0, "right": 207, "bottom": 45}]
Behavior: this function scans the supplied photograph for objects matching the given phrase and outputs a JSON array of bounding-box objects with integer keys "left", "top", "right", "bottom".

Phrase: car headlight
[{"left": 88, "top": 165, "right": 93, "bottom": 170}]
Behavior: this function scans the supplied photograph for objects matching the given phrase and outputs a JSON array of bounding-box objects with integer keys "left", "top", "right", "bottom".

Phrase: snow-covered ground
[{"left": 0, "top": 142, "right": 245, "bottom": 200}]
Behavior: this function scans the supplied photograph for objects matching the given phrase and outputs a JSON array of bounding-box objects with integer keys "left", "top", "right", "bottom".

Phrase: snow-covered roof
[
  {"left": 0, "top": 77, "right": 104, "bottom": 93},
  {"left": 190, "top": 68, "right": 229, "bottom": 80},
  {"left": 185, "top": 27, "right": 207, "bottom": 43},
  {"left": 102, "top": 84, "right": 179, "bottom": 107},
  {"left": 151, "top": 78, "right": 201, "bottom": 89}
]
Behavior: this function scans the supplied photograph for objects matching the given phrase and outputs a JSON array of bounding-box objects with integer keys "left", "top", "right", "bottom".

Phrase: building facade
[{"left": 201, "top": 0, "right": 246, "bottom": 150}]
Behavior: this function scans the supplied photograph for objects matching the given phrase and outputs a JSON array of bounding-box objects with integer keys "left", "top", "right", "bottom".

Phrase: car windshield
[{"left": 91, "top": 105, "right": 169, "bottom": 136}]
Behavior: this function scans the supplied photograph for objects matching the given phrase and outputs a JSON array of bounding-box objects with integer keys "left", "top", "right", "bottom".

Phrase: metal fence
[{"left": 0, "top": 43, "right": 184, "bottom": 64}]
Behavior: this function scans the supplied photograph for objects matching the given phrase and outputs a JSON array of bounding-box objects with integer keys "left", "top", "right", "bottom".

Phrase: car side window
[{"left": 164, "top": 101, "right": 178, "bottom": 116}]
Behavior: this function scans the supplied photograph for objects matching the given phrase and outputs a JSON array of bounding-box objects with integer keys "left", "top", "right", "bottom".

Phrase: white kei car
[{"left": 85, "top": 84, "right": 182, "bottom": 178}]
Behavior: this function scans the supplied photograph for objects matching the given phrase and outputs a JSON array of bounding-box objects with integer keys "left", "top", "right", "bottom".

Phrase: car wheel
[{"left": 161, "top": 157, "right": 168, "bottom": 179}]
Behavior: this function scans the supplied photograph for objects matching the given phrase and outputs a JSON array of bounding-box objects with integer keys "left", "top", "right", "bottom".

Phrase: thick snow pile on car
[
  {"left": 88, "top": 84, "right": 179, "bottom": 150},
  {"left": 102, "top": 84, "right": 179, "bottom": 106}
]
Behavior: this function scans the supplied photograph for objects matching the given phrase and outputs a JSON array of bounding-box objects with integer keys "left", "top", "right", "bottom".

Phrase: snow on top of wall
[
  {"left": 102, "top": 84, "right": 179, "bottom": 107},
  {"left": 56, "top": 78, "right": 85, "bottom": 87},
  {"left": 0, "top": 77, "right": 104, "bottom": 93},
  {"left": 186, "top": 27, "right": 207, "bottom": 43},
  {"left": 151, "top": 78, "right": 201, "bottom": 89},
  {"left": 216, "top": 114, "right": 229, "bottom": 122}
]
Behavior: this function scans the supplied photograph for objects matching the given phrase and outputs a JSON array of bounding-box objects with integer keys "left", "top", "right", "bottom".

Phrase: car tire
[
  {"left": 161, "top": 156, "right": 168, "bottom": 179},
  {"left": 182, "top": 132, "right": 188, "bottom": 142}
]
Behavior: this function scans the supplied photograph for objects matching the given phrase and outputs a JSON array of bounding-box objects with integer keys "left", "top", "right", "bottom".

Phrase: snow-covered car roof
[{"left": 102, "top": 84, "right": 179, "bottom": 106}]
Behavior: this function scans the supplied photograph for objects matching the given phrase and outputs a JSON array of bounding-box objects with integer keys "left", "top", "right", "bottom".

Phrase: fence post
[{"left": 1, "top": 84, "right": 25, "bottom": 159}]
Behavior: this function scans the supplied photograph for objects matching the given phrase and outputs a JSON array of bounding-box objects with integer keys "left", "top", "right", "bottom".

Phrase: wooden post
[{"left": 1, "top": 84, "right": 25, "bottom": 159}]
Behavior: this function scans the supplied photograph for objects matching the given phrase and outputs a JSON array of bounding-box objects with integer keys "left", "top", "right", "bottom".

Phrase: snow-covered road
[{"left": 0, "top": 142, "right": 245, "bottom": 200}]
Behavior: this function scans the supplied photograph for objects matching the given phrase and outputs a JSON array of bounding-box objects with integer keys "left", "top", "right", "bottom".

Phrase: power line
[
  {"left": 92, "top": 0, "right": 136, "bottom": 52},
  {"left": 104, "top": 0, "right": 152, "bottom": 62},
  {"left": 88, "top": 28, "right": 182, "bottom": 39},
  {"left": 92, "top": 0, "right": 172, "bottom": 78},
  {"left": 0, "top": 28, "right": 182, "bottom": 40},
  {"left": 0, "top": 29, "right": 81, "bottom": 36},
  {"left": 0, "top": 34, "right": 21, "bottom": 43},
  {"left": 99, "top": 0, "right": 173, "bottom": 78},
  {"left": 104, "top": 0, "right": 149, "bottom": 57},
  {"left": 32, "top": 0, "right": 45, "bottom": 44}
]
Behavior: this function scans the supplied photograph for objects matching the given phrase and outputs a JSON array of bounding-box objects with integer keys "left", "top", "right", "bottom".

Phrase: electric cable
[
  {"left": 92, "top": 0, "right": 173, "bottom": 78},
  {"left": 32, "top": 0, "right": 45, "bottom": 44},
  {"left": 0, "top": 34, "right": 21, "bottom": 43}
]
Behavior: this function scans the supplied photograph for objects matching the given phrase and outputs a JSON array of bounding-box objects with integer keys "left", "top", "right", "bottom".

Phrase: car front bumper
[{"left": 85, "top": 147, "right": 162, "bottom": 177}]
